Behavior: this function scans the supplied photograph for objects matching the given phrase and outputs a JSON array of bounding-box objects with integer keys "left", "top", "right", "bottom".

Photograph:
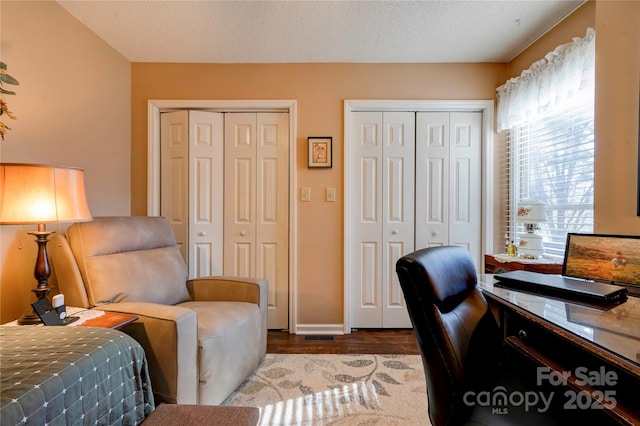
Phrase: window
[
  {"left": 505, "top": 98, "right": 594, "bottom": 257},
  {"left": 497, "top": 28, "right": 595, "bottom": 258}
]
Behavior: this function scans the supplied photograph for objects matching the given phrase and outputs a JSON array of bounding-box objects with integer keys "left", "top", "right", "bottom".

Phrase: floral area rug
[{"left": 222, "top": 353, "right": 429, "bottom": 425}]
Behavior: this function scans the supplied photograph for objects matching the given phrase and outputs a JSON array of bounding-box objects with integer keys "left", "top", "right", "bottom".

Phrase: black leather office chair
[{"left": 396, "top": 246, "right": 605, "bottom": 426}]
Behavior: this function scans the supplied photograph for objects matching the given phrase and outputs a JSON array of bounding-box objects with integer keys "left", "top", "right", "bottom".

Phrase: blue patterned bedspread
[{"left": 0, "top": 326, "right": 154, "bottom": 425}]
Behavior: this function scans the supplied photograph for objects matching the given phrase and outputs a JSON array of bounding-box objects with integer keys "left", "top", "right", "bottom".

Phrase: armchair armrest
[
  {"left": 95, "top": 302, "right": 198, "bottom": 404},
  {"left": 186, "top": 276, "right": 267, "bottom": 306}
]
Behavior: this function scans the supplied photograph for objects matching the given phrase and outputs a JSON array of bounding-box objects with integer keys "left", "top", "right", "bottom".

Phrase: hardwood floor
[{"left": 267, "top": 329, "right": 420, "bottom": 355}]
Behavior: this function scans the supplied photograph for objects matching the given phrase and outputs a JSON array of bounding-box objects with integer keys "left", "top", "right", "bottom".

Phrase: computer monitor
[{"left": 563, "top": 233, "right": 640, "bottom": 286}]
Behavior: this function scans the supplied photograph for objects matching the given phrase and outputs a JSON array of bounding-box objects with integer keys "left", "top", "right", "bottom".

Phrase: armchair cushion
[
  {"left": 66, "top": 216, "right": 191, "bottom": 306},
  {"left": 182, "top": 301, "right": 262, "bottom": 405}
]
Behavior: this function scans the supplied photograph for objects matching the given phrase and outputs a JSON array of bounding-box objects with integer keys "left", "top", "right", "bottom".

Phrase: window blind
[{"left": 502, "top": 100, "right": 594, "bottom": 258}]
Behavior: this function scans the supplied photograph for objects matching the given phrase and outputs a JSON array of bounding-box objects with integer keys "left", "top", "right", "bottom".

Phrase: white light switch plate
[
  {"left": 301, "top": 187, "right": 311, "bottom": 202},
  {"left": 326, "top": 187, "right": 336, "bottom": 202}
]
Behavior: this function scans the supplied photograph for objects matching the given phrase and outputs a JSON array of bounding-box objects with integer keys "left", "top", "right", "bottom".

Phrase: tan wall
[
  {"left": 131, "top": 63, "right": 507, "bottom": 325},
  {"left": 0, "top": 1, "right": 131, "bottom": 323},
  {"left": 594, "top": 0, "right": 640, "bottom": 234}
]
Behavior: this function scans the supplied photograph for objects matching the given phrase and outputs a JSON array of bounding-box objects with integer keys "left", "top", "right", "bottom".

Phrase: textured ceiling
[{"left": 57, "top": 0, "right": 585, "bottom": 63}]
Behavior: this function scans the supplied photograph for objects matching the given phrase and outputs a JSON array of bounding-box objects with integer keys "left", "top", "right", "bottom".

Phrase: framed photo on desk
[{"left": 563, "top": 233, "right": 640, "bottom": 288}]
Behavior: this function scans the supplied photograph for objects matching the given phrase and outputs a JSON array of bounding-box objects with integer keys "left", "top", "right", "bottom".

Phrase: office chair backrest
[{"left": 396, "top": 246, "right": 501, "bottom": 426}]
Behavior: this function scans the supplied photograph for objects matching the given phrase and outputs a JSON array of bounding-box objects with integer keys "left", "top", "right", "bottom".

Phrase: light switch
[
  {"left": 326, "top": 187, "right": 336, "bottom": 202},
  {"left": 301, "top": 187, "right": 311, "bottom": 202}
]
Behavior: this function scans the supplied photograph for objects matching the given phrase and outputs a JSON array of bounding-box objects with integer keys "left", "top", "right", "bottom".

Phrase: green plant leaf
[
  {"left": 0, "top": 62, "right": 6, "bottom": 70},
  {"left": 0, "top": 73, "right": 19, "bottom": 85},
  {"left": 0, "top": 88, "right": 16, "bottom": 95}
]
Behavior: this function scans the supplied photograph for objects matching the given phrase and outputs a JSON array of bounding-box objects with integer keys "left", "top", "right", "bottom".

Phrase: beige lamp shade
[{"left": 0, "top": 163, "right": 92, "bottom": 224}]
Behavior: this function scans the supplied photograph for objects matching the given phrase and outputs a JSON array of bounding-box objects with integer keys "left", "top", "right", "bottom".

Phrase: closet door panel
[
  {"left": 189, "top": 111, "right": 224, "bottom": 277},
  {"left": 225, "top": 113, "right": 257, "bottom": 277},
  {"left": 449, "top": 112, "right": 482, "bottom": 267},
  {"left": 350, "top": 111, "right": 413, "bottom": 328},
  {"left": 382, "top": 112, "right": 413, "bottom": 328},
  {"left": 350, "top": 112, "right": 383, "bottom": 327},
  {"left": 256, "top": 113, "right": 289, "bottom": 329},
  {"left": 161, "top": 110, "right": 224, "bottom": 277},
  {"left": 416, "top": 112, "right": 450, "bottom": 249},
  {"left": 161, "top": 111, "right": 189, "bottom": 263}
]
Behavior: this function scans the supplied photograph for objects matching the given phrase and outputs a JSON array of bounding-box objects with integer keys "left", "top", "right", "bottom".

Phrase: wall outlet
[
  {"left": 301, "top": 187, "right": 311, "bottom": 202},
  {"left": 326, "top": 187, "right": 336, "bottom": 202}
]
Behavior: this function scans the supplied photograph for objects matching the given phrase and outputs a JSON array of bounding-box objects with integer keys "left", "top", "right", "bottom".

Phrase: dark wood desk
[{"left": 479, "top": 274, "right": 640, "bottom": 425}]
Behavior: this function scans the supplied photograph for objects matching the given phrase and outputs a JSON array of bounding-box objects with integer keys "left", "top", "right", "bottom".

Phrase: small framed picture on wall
[{"left": 308, "top": 137, "right": 332, "bottom": 168}]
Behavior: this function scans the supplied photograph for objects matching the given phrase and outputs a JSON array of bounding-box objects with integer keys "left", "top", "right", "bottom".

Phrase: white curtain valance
[{"left": 496, "top": 27, "right": 595, "bottom": 132}]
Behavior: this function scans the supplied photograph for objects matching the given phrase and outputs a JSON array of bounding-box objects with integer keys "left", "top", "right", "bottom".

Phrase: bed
[{"left": 0, "top": 326, "right": 155, "bottom": 425}]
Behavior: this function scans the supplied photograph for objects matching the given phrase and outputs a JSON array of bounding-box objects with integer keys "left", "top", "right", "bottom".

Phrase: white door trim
[
  {"left": 343, "top": 99, "right": 495, "bottom": 334},
  {"left": 148, "top": 99, "right": 298, "bottom": 333}
]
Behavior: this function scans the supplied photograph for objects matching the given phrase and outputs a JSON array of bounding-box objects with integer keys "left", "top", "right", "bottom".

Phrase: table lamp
[
  {"left": 516, "top": 198, "right": 546, "bottom": 258},
  {"left": 0, "top": 163, "right": 92, "bottom": 324}
]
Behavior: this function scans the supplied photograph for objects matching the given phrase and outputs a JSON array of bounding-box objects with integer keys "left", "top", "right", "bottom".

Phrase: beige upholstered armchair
[{"left": 50, "top": 216, "right": 267, "bottom": 405}]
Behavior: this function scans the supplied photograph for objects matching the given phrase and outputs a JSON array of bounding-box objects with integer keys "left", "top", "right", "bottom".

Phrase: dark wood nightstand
[
  {"left": 80, "top": 312, "right": 138, "bottom": 330},
  {"left": 484, "top": 253, "right": 563, "bottom": 275}
]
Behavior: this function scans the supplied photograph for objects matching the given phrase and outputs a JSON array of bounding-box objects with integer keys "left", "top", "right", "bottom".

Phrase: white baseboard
[{"left": 294, "top": 324, "right": 345, "bottom": 335}]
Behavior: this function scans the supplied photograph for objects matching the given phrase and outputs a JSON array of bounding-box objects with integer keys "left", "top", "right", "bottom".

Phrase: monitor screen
[{"left": 563, "top": 233, "right": 640, "bottom": 285}]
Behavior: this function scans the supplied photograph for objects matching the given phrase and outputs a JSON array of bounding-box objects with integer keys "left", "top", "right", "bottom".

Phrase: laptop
[
  {"left": 493, "top": 233, "right": 639, "bottom": 306},
  {"left": 494, "top": 270, "right": 628, "bottom": 306}
]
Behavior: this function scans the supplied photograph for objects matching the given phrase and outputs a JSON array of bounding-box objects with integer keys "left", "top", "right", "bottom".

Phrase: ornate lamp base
[
  {"left": 18, "top": 226, "right": 54, "bottom": 325},
  {"left": 18, "top": 310, "right": 43, "bottom": 325},
  {"left": 17, "top": 284, "right": 53, "bottom": 325}
]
